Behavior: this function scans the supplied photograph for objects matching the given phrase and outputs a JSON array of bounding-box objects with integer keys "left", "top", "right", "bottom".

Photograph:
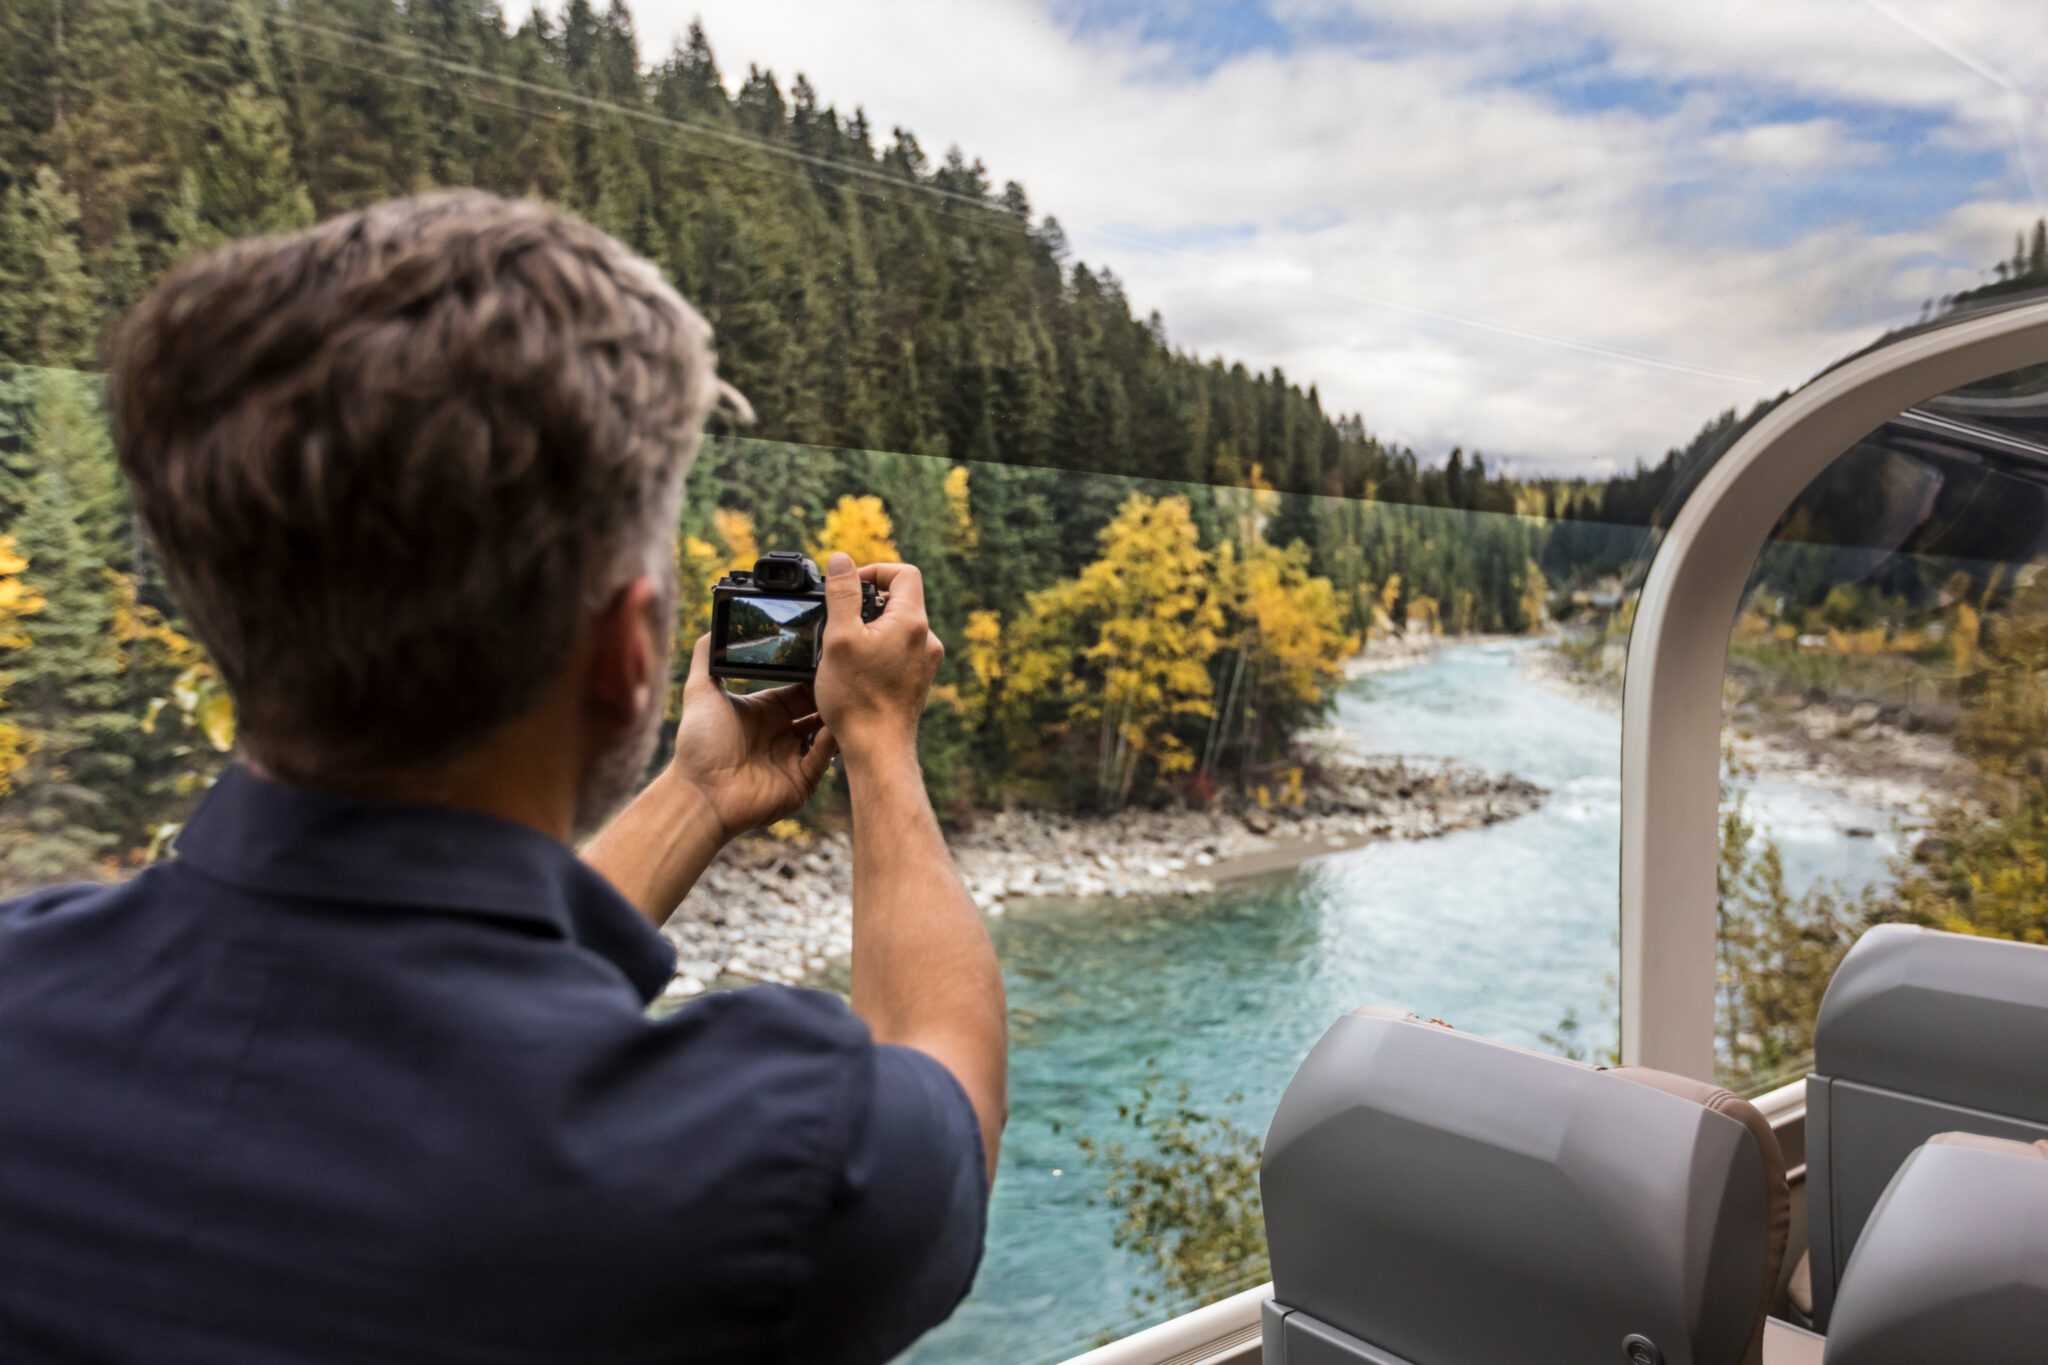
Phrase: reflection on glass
[
  {"left": 674, "top": 443, "right": 1652, "bottom": 1363},
  {"left": 8, "top": 0, "right": 2048, "bottom": 1357},
  {"left": 1716, "top": 361, "right": 2048, "bottom": 1098}
]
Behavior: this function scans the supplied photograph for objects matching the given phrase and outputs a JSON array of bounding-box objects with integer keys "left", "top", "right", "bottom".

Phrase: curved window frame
[{"left": 1619, "top": 294, "right": 2048, "bottom": 1078}]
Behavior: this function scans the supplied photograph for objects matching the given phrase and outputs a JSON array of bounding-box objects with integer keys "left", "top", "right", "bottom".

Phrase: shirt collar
[{"left": 173, "top": 765, "right": 675, "bottom": 1002}]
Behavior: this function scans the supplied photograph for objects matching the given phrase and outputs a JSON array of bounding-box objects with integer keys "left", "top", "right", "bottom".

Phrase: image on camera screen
[{"left": 717, "top": 594, "right": 825, "bottom": 669}]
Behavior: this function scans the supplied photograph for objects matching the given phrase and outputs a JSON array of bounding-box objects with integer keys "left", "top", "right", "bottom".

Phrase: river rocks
[
  {"left": 1531, "top": 636, "right": 1977, "bottom": 828},
  {"left": 655, "top": 752, "right": 1547, "bottom": 1005}
]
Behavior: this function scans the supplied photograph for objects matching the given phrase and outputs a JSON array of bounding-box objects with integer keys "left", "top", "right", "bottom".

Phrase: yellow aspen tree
[
  {"left": 671, "top": 508, "right": 764, "bottom": 714},
  {"left": 808, "top": 494, "right": 900, "bottom": 567},
  {"left": 110, "top": 570, "right": 237, "bottom": 761},
  {"left": 944, "top": 466, "right": 978, "bottom": 555},
  {"left": 1952, "top": 601, "right": 1981, "bottom": 679},
  {"left": 0, "top": 535, "right": 44, "bottom": 796},
  {"left": 1375, "top": 575, "right": 1403, "bottom": 636},
  {"left": 999, "top": 495, "right": 1222, "bottom": 802},
  {"left": 1407, "top": 594, "right": 1441, "bottom": 635},
  {"left": 713, "top": 507, "right": 760, "bottom": 567},
  {"left": 1519, "top": 559, "right": 1549, "bottom": 631},
  {"left": 1231, "top": 542, "right": 1352, "bottom": 705}
]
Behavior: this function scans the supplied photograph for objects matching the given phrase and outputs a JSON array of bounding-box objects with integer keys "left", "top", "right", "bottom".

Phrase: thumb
[
  {"left": 822, "top": 552, "right": 862, "bottom": 638},
  {"left": 682, "top": 634, "right": 722, "bottom": 701},
  {"left": 797, "top": 724, "right": 839, "bottom": 789}
]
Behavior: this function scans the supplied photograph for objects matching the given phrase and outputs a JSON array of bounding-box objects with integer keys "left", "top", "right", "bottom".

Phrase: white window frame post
[{"left": 1619, "top": 298, "right": 2048, "bottom": 1079}]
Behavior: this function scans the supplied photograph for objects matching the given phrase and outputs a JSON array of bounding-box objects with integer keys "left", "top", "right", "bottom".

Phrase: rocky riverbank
[
  {"left": 1518, "top": 637, "right": 1975, "bottom": 823},
  {"left": 655, "top": 754, "right": 1545, "bottom": 1004}
]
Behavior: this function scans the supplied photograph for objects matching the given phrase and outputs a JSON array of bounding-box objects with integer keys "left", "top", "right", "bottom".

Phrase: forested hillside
[
  {"left": 1, "top": 0, "right": 2023, "bottom": 886},
  {"left": 0, "top": 0, "right": 1632, "bottom": 885}
]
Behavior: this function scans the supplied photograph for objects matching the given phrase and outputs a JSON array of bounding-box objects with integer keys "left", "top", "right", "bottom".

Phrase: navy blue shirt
[{"left": 0, "top": 766, "right": 985, "bottom": 1363}]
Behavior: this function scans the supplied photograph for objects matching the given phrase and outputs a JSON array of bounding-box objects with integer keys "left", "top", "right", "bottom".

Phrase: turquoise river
[{"left": 903, "top": 641, "right": 1898, "bottom": 1364}]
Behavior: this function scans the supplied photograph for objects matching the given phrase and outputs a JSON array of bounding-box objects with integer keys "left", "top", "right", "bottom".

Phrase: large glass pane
[
  {"left": 2, "top": 2, "right": 2044, "bottom": 1362},
  {"left": 1716, "top": 359, "right": 2048, "bottom": 1097},
  {"left": 658, "top": 442, "right": 1653, "bottom": 1360}
]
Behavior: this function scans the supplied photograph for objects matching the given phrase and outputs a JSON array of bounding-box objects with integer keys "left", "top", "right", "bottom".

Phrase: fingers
[
  {"left": 751, "top": 681, "right": 817, "bottom": 723},
  {"left": 875, "top": 564, "right": 926, "bottom": 620},
  {"left": 822, "top": 551, "right": 864, "bottom": 640},
  {"left": 855, "top": 561, "right": 914, "bottom": 588}
]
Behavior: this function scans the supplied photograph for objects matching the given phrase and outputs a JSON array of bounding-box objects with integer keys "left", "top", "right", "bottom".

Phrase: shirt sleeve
[{"left": 784, "top": 1042, "right": 989, "bottom": 1364}]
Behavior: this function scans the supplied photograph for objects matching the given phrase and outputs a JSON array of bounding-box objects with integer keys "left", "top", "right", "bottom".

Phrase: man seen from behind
[{"left": 0, "top": 191, "right": 1007, "bottom": 1364}]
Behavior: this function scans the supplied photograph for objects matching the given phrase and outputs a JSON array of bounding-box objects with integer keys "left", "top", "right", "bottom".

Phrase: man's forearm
[
  {"left": 845, "top": 745, "right": 1007, "bottom": 1180},
  {"left": 580, "top": 767, "right": 726, "bottom": 928}
]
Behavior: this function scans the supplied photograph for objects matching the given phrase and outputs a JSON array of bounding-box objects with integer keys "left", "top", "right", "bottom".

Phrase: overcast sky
[{"left": 615, "top": 0, "right": 2048, "bottom": 476}]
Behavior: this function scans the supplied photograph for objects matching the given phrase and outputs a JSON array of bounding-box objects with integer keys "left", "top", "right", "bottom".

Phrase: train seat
[
  {"left": 1802, "top": 925, "right": 2048, "bottom": 1329},
  {"left": 1260, "top": 1006, "right": 1788, "bottom": 1365},
  {"left": 1821, "top": 1132, "right": 2048, "bottom": 1364}
]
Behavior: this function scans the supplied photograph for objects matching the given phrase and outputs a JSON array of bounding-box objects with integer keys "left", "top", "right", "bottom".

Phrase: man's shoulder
[
  {"left": 632, "top": 984, "right": 879, "bottom": 1138},
  {"left": 658, "top": 982, "right": 872, "bottom": 1054},
  {"left": 0, "top": 873, "right": 173, "bottom": 947},
  {"left": 0, "top": 878, "right": 124, "bottom": 922}
]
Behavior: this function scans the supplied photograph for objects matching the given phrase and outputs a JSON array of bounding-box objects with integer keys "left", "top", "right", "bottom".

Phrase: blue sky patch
[{"left": 1056, "top": 0, "right": 1294, "bottom": 75}]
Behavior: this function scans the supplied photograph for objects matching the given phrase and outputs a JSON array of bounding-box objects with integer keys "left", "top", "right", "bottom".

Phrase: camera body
[{"left": 708, "top": 551, "right": 883, "bottom": 683}]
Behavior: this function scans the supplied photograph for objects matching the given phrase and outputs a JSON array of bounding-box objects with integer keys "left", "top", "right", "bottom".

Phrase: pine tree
[
  {"left": 21, "top": 370, "right": 125, "bottom": 564},
  {"left": 404, "top": 0, "right": 495, "bottom": 186},
  {"left": 0, "top": 167, "right": 102, "bottom": 369},
  {"left": 0, "top": 463, "right": 133, "bottom": 888},
  {"left": 494, "top": 9, "right": 577, "bottom": 201},
  {"left": 287, "top": 0, "right": 430, "bottom": 214},
  {"left": 0, "top": 0, "right": 56, "bottom": 184},
  {"left": 53, "top": 0, "right": 167, "bottom": 257},
  {"left": 591, "top": 115, "right": 656, "bottom": 254},
  {"left": 194, "top": 83, "right": 315, "bottom": 240},
  {"left": 655, "top": 19, "right": 729, "bottom": 120}
]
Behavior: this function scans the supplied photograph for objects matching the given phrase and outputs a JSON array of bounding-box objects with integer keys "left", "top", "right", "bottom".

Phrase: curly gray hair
[{"left": 110, "top": 190, "right": 748, "bottom": 784}]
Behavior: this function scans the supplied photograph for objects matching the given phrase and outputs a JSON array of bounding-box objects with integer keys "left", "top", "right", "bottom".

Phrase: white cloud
[
  {"left": 1703, "top": 119, "right": 1879, "bottom": 175},
  {"left": 616, "top": 0, "right": 2047, "bottom": 473}
]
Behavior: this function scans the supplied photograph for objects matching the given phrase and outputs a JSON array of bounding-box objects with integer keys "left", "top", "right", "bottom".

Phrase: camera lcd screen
[{"left": 715, "top": 593, "right": 825, "bottom": 670}]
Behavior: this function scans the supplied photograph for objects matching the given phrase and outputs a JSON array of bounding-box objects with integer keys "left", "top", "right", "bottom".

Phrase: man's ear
[{"left": 585, "top": 574, "right": 663, "bottom": 733}]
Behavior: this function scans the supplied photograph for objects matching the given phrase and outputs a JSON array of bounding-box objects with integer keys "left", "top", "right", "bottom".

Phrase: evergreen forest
[{"left": 0, "top": 0, "right": 2042, "bottom": 889}]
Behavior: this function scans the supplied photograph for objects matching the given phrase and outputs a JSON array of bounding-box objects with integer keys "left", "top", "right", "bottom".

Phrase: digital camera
[{"left": 708, "top": 551, "right": 884, "bottom": 683}]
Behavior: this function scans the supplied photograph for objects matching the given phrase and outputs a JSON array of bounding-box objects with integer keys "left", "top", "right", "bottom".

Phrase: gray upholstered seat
[
  {"left": 1261, "top": 1007, "right": 1788, "bottom": 1365},
  {"left": 1803, "top": 925, "right": 2048, "bottom": 1329},
  {"left": 1822, "top": 1132, "right": 2048, "bottom": 1364}
]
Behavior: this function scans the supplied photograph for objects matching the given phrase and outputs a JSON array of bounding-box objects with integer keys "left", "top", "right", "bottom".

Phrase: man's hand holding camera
[
  {"left": 601, "top": 546, "right": 1002, "bottom": 1179},
  {"left": 663, "top": 549, "right": 941, "bottom": 846},
  {"left": 667, "top": 637, "right": 836, "bottom": 844},
  {"left": 816, "top": 553, "right": 945, "bottom": 767},
  {"left": 591, "top": 548, "right": 950, "bottom": 924}
]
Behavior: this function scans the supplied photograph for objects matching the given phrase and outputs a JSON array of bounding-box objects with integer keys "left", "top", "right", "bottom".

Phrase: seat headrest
[
  {"left": 1262, "top": 1010, "right": 1787, "bottom": 1365},
  {"left": 1824, "top": 1130, "right": 2048, "bottom": 1364},
  {"left": 1814, "top": 924, "right": 2048, "bottom": 1122},
  {"left": 1604, "top": 1066, "right": 1790, "bottom": 1365}
]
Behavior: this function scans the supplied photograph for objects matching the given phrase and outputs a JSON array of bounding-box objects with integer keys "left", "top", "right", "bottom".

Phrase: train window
[
  {"left": 0, "top": 3, "right": 2041, "bottom": 1362},
  {"left": 1715, "top": 355, "right": 2048, "bottom": 1097}
]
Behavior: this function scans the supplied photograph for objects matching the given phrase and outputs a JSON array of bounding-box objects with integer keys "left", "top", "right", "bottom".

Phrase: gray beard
[
  {"left": 570, "top": 684, "right": 666, "bottom": 842},
  {"left": 570, "top": 565, "right": 677, "bottom": 841}
]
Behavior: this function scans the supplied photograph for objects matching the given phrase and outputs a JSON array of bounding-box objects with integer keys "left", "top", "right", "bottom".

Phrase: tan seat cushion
[
  {"left": 1788, "top": 1250, "right": 1813, "bottom": 1319},
  {"left": 1609, "top": 1067, "right": 1791, "bottom": 1365},
  {"left": 1925, "top": 1130, "right": 2048, "bottom": 1160}
]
